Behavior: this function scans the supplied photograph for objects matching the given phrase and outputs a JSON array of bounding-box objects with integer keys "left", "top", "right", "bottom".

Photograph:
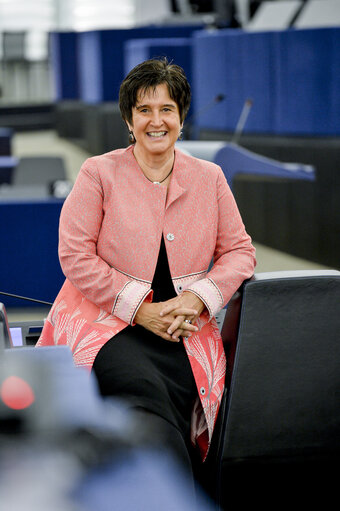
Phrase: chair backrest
[
  {"left": 206, "top": 270, "right": 340, "bottom": 508},
  {"left": 222, "top": 270, "right": 340, "bottom": 461},
  {"left": 13, "top": 156, "right": 66, "bottom": 186},
  {"left": 2, "top": 32, "right": 26, "bottom": 62}
]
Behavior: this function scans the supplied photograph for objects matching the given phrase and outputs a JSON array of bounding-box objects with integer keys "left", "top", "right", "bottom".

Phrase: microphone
[
  {"left": 232, "top": 98, "right": 253, "bottom": 144},
  {"left": 0, "top": 291, "right": 52, "bottom": 306},
  {"left": 184, "top": 94, "right": 226, "bottom": 138}
]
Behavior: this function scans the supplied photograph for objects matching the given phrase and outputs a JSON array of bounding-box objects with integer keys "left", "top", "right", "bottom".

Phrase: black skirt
[{"left": 92, "top": 237, "right": 197, "bottom": 439}]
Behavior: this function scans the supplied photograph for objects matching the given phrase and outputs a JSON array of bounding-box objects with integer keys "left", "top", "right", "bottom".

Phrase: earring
[
  {"left": 129, "top": 130, "right": 136, "bottom": 143},
  {"left": 178, "top": 129, "right": 183, "bottom": 141}
]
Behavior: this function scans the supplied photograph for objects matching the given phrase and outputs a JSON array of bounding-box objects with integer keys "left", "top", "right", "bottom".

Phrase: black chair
[
  {"left": 0, "top": 128, "right": 13, "bottom": 156},
  {"left": 200, "top": 270, "right": 340, "bottom": 508},
  {"left": 55, "top": 101, "right": 85, "bottom": 140},
  {"left": 83, "top": 102, "right": 129, "bottom": 155},
  {"left": 12, "top": 156, "right": 67, "bottom": 186}
]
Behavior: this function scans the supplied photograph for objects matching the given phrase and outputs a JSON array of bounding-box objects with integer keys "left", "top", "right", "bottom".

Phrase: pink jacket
[{"left": 37, "top": 145, "right": 256, "bottom": 460}]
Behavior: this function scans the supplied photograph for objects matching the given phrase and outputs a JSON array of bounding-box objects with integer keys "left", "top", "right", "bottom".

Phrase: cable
[{"left": 0, "top": 291, "right": 52, "bottom": 306}]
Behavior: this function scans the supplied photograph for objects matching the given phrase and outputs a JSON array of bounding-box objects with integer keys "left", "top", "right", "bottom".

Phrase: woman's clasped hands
[{"left": 134, "top": 291, "right": 205, "bottom": 342}]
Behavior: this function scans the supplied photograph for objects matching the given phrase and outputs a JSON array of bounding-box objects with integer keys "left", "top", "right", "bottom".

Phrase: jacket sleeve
[
  {"left": 58, "top": 159, "right": 152, "bottom": 325},
  {"left": 186, "top": 167, "right": 256, "bottom": 319}
]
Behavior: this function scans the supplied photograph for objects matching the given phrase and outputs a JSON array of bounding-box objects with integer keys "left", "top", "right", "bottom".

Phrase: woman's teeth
[{"left": 148, "top": 132, "right": 166, "bottom": 137}]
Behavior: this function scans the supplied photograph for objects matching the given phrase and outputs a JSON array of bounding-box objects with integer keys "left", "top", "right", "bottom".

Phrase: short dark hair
[{"left": 119, "top": 57, "right": 191, "bottom": 125}]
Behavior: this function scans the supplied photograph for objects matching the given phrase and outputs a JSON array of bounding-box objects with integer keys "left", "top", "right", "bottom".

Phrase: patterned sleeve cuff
[
  {"left": 112, "top": 280, "right": 152, "bottom": 325},
  {"left": 186, "top": 277, "right": 224, "bottom": 319}
]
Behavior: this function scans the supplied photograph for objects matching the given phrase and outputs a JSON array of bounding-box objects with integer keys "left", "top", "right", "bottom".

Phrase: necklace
[{"left": 144, "top": 165, "right": 173, "bottom": 185}]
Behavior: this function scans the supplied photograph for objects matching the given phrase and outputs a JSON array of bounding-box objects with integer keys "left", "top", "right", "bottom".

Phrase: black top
[
  {"left": 152, "top": 236, "right": 177, "bottom": 302},
  {"left": 92, "top": 236, "right": 197, "bottom": 439}
]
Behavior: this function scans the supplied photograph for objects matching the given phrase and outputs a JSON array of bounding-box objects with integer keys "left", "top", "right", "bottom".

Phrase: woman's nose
[{"left": 150, "top": 110, "right": 162, "bottom": 126}]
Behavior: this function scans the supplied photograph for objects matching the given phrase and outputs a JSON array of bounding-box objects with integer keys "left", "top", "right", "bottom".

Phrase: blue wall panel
[
  {"left": 192, "top": 27, "right": 340, "bottom": 136},
  {"left": 78, "top": 25, "right": 202, "bottom": 103},
  {"left": 78, "top": 31, "right": 103, "bottom": 104},
  {"left": 50, "top": 32, "right": 80, "bottom": 101},
  {"left": 275, "top": 28, "right": 340, "bottom": 135},
  {"left": 192, "top": 29, "right": 242, "bottom": 132},
  {"left": 192, "top": 29, "right": 278, "bottom": 134},
  {"left": 241, "top": 31, "right": 278, "bottom": 133}
]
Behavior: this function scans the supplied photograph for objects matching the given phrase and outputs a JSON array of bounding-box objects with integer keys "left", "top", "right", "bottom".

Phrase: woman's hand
[
  {"left": 160, "top": 291, "right": 206, "bottom": 341},
  {"left": 134, "top": 300, "right": 199, "bottom": 342}
]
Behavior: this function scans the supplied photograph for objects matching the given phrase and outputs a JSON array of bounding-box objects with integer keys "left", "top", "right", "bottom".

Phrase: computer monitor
[{"left": 8, "top": 321, "right": 44, "bottom": 347}]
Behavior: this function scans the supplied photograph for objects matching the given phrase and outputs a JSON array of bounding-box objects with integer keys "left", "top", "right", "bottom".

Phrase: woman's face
[{"left": 128, "top": 83, "right": 182, "bottom": 159}]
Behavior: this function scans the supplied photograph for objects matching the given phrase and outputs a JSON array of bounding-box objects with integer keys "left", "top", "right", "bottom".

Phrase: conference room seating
[
  {"left": 83, "top": 102, "right": 129, "bottom": 155},
  {"left": 199, "top": 269, "right": 340, "bottom": 508},
  {"left": 12, "top": 156, "right": 67, "bottom": 186},
  {"left": 55, "top": 100, "right": 85, "bottom": 140},
  {"left": 0, "top": 156, "right": 70, "bottom": 200}
]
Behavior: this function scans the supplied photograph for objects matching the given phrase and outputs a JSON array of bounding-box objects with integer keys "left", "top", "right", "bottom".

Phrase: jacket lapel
[{"left": 166, "top": 149, "right": 187, "bottom": 210}]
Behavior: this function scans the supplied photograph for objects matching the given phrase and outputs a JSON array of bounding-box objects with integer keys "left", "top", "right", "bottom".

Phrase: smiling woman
[
  {"left": 119, "top": 58, "right": 190, "bottom": 184},
  {"left": 126, "top": 83, "right": 182, "bottom": 181},
  {"left": 36, "top": 57, "right": 256, "bottom": 498}
]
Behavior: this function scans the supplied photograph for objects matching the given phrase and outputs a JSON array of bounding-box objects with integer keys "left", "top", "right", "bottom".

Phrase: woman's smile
[{"left": 147, "top": 131, "right": 167, "bottom": 138}]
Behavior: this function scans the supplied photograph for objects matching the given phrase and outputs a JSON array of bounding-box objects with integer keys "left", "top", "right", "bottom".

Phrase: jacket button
[
  {"left": 166, "top": 233, "right": 175, "bottom": 241},
  {"left": 177, "top": 285, "right": 183, "bottom": 292},
  {"left": 200, "top": 387, "right": 206, "bottom": 396}
]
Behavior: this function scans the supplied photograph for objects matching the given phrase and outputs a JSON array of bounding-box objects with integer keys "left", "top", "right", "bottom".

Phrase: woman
[{"left": 37, "top": 58, "right": 256, "bottom": 477}]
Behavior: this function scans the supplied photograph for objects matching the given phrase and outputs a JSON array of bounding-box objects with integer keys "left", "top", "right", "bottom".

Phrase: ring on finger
[{"left": 184, "top": 319, "right": 192, "bottom": 324}]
